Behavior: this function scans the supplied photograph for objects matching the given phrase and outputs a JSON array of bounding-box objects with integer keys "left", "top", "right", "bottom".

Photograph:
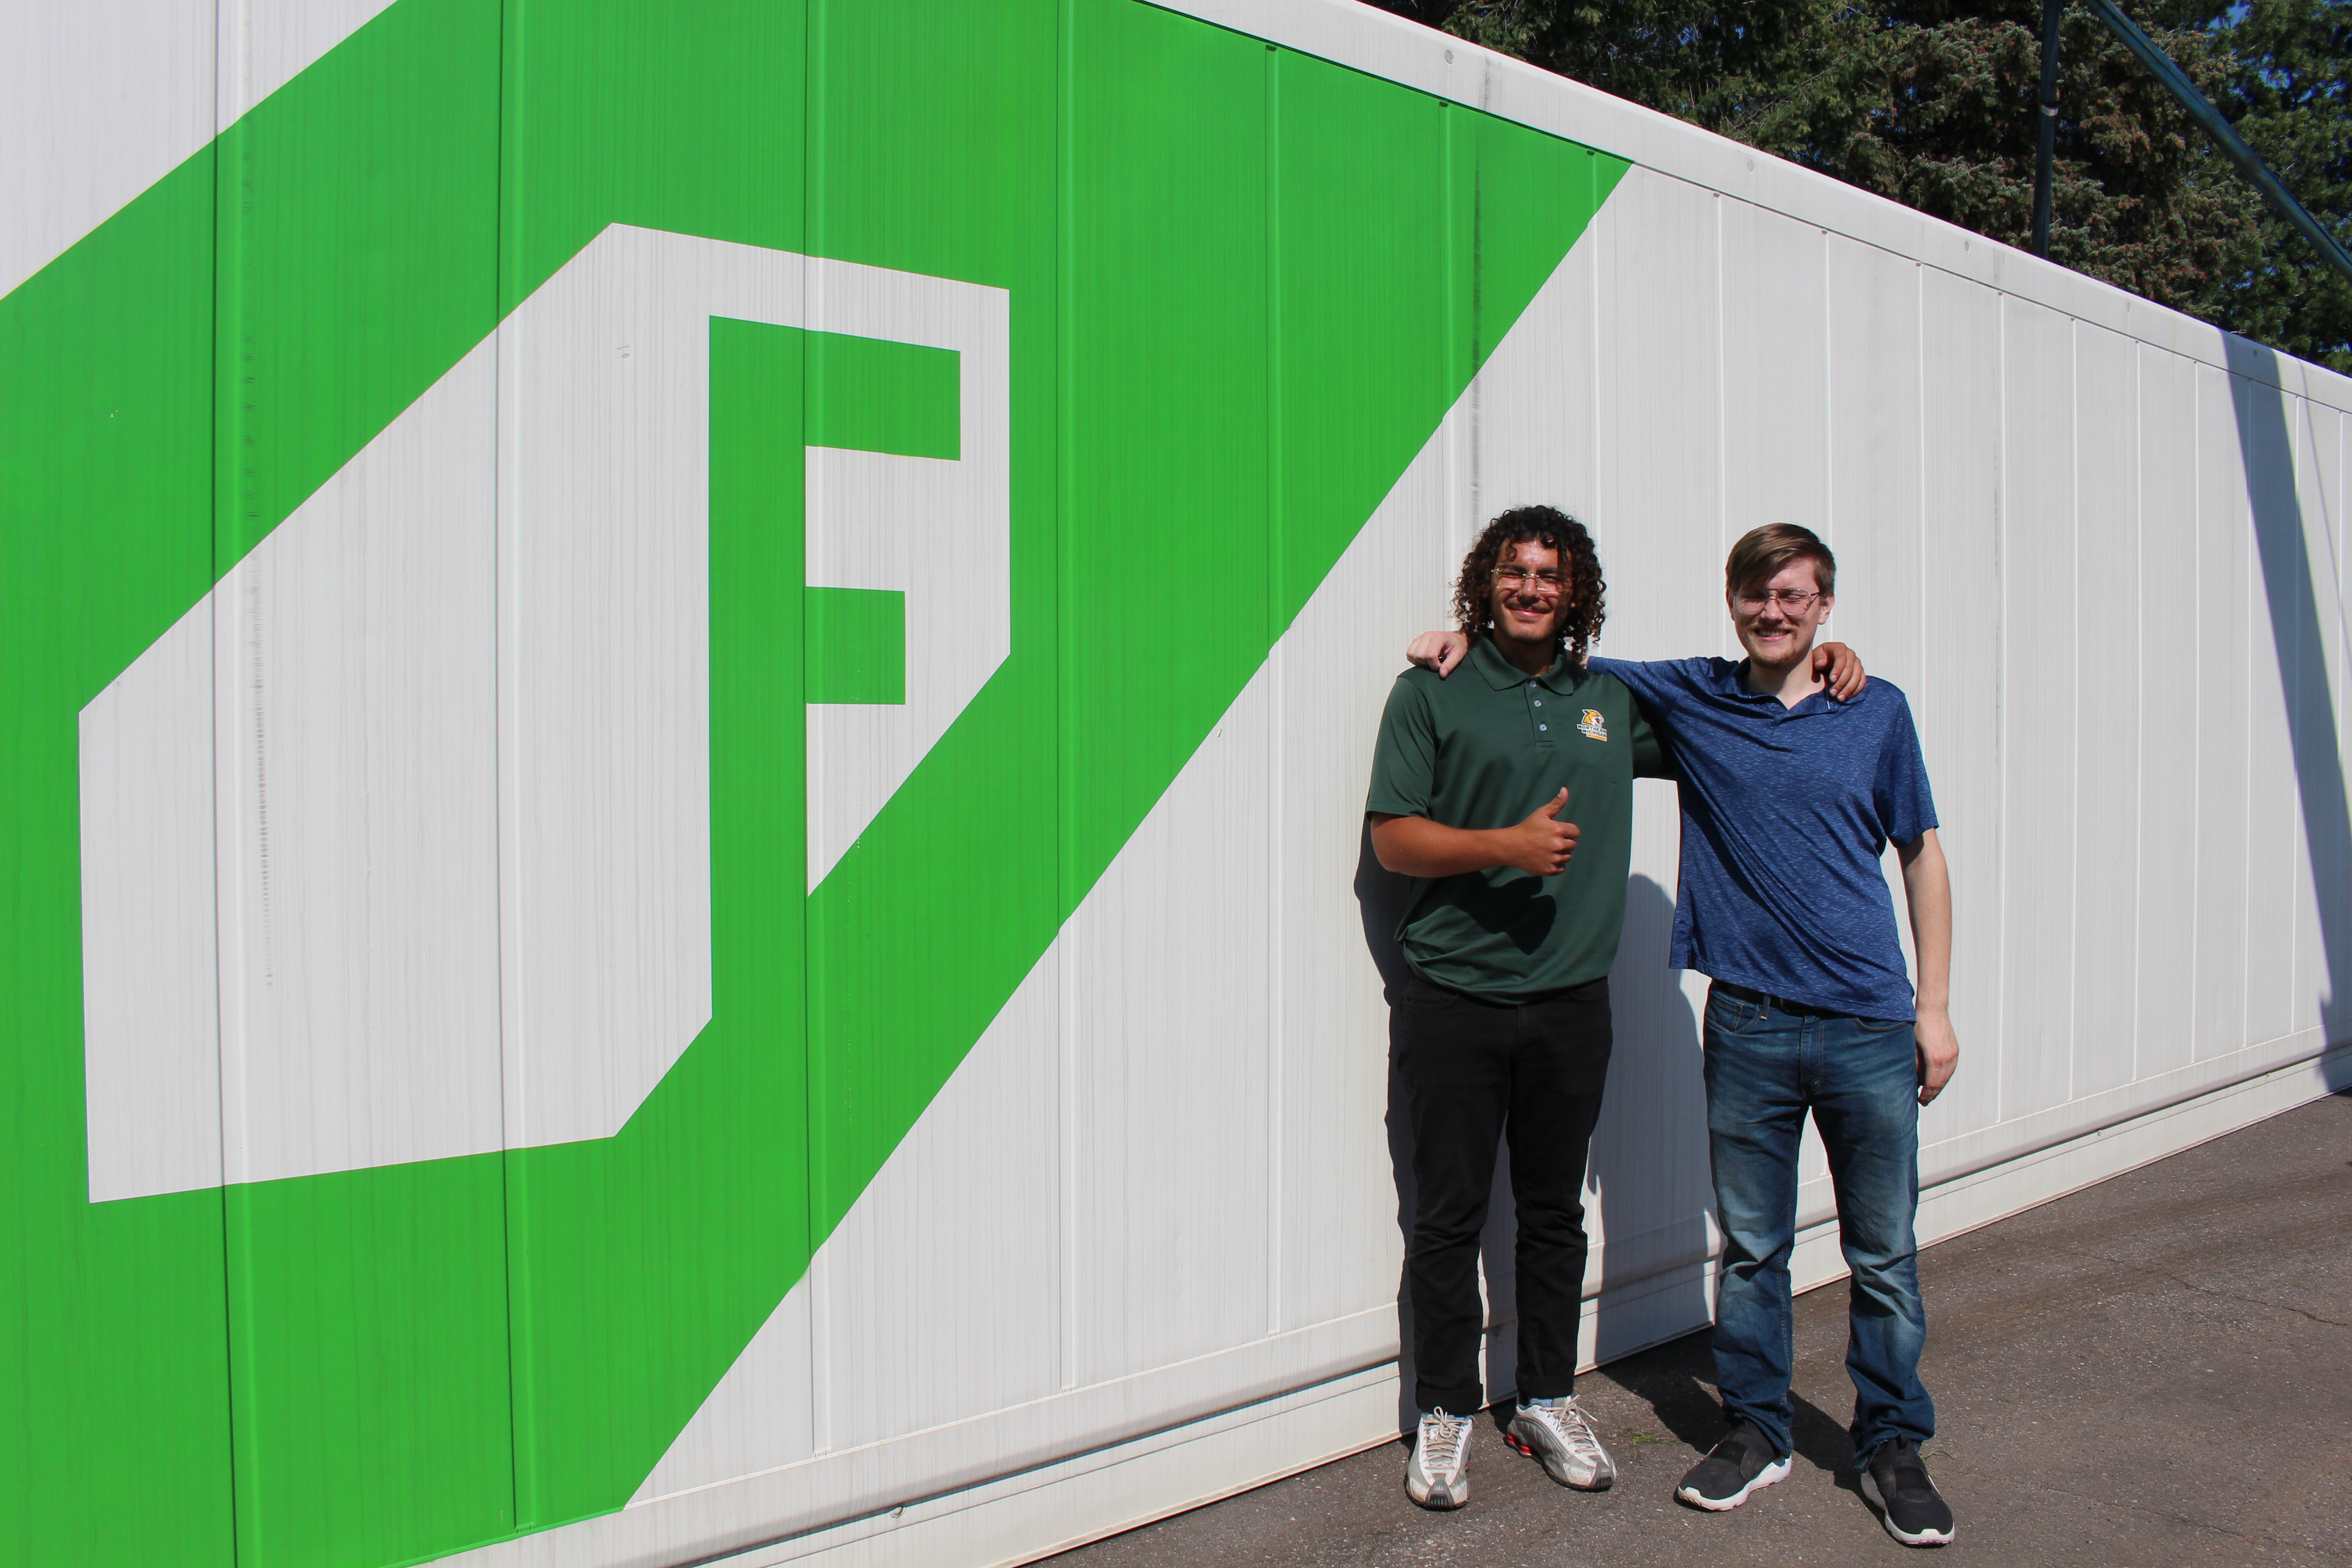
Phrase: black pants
[{"left": 1391, "top": 967, "right": 1613, "bottom": 1416}]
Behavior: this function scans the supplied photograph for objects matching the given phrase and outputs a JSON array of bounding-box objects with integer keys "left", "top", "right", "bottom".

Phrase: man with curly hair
[
  {"left": 1405, "top": 523, "right": 1955, "bottom": 1548},
  {"left": 1366, "top": 506, "right": 1866, "bottom": 1513}
]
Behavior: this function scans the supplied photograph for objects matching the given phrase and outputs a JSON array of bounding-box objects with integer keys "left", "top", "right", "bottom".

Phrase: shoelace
[
  {"left": 1421, "top": 1409, "right": 1469, "bottom": 1472},
  {"left": 1530, "top": 1398, "right": 1605, "bottom": 1459}
]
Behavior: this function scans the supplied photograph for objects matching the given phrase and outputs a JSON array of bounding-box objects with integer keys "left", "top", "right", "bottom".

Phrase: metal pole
[
  {"left": 2034, "top": 0, "right": 2063, "bottom": 258},
  {"left": 2085, "top": 0, "right": 2352, "bottom": 289}
]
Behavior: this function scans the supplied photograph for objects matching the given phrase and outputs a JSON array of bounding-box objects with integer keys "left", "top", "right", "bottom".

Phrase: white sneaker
[
  {"left": 1507, "top": 1395, "right": 1616, "bottom": 1490},
  {"left": 1406, "top": 1407, "right": 1472, "bottom": 1509}
]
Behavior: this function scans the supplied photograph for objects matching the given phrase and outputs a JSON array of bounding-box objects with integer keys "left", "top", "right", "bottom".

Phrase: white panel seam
[
  {"left": 2067, "top": 320, "right": 2080, "bottom": 1105},
  {"left": 2130, "top": 342, "right": 2146, "bottom": 1083}
]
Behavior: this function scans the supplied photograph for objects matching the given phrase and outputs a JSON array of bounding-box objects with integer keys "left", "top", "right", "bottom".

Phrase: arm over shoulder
[
  {"left": 1589, "top": 659, "right": 1687, "bottom": 779},
  {"left": 1588, "top": 654, "right": 1704, "bottom": 715}
]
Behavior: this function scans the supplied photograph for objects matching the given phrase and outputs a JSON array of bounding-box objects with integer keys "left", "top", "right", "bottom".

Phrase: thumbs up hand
[{"left": 1501, "top": 788, "right": 1580, "bottom": 877}]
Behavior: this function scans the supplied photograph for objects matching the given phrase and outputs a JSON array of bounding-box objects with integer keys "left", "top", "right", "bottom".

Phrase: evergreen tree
[
  {"left": 2181, "top": 0, "right": 2352, "bottom": 368},
  {"left": 1373, "top": 0, "right": 2350, "bottom": 369}
]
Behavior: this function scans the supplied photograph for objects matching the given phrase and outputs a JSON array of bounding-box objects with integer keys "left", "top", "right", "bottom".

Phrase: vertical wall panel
[
  {"left": 78, "top": 597, "right": 223, "bottom": 1204},
  {"left": 1269, "top": 49, "right": 1449, "bottom": 1338},
  {"left": 1997, "top": 299, "right": 2078, "bottom": 1119},
  {"left": 1063, "top": 0, "right": 1273, "bottom": 1388},
  {"left": 211, "top": 2, "right": 512, "bottom": 1563},
  {"left": 1593, "top": 171, "right": 1726, "bottom": 665},
  {"left": 1067, "top": 684, "right": 1277, "bottom": 1382},
  {"left": 815, "top": 971, "right": 1063, "bottom": 1452},
  {"left": 1058, "top": 0, "right": 1269, "bottom": 897},
  {"left": 798, "top": 0, "right": 1062, "bottom": 1485},
  {"left": 494, "top": 0, "right": 822, "bottom": 1535},
  {"left": 1824, "top": 239, "right": 1925, "bottom": 696},
  {"left": 497, "top": 227, "right": 733, "bottom": 1156},
  {"left": 1825, "top": 240, "right": 1929, "bottom": 991},
  {"left": 1276, "top": 436, "right": 1447, "bottom": 1339},
  {"left": 1720, "top": 200, "right": 1828, "bottom": 542},
  {"left": 594, "top": 289, "right": 815, "bottom": 1502},
  {"left": 2135, "top": 346, "right": 2200, "bottom": 1081},
  {"left": 2337, "top": 399, "right": 2351, "bottom": 1046},
  {"left": 2, "top": 8, "right": 233, "bottom": 1556},
  {"left": 1916, "top": 268, "right": 2004, "bottom": 1144},
  {"left": 2194, "top": 365, "right": 2253, "bottom": 1060},
  {"left": 1474, "top": 202, "right": 1600, "bottom": 529},
  {"left": 2071, "top": 323, "right": 2140, "bottom": 1097},
  {"left": 211, "top": 342, "right": 503, "bottom": 1188},
  {"left": 1481, "top": 188, "right": 1712, "bottom": 1345},
  {"left": 2295, "top": 400, "right": 2350, "bottom": 1044},
  {"left": 2239, "top": 370, "right": 2306, "bottom": 1050},
  {"left": 1583, "top": 173, "right": 1734, "bottom": 1315},
  {"left": 1268, "top": 49, "right": 1451, "bottom": 622}
]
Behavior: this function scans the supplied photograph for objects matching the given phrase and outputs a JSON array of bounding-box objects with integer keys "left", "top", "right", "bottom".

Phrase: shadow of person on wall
[
  {"left": 1581, "top": 879, "right": 1914, "bottom": 1491},
  {"left": 2225, "top": 339, "right": 2350, "bottom": 1060},
  {"left": 1357, "top": 819, "right": 1421, "bottom": 1436},
  {"left": 1585, "top": 874, "right": 1712, "bottom": 1367},
  {"left": 1580, "top": 873, "right": 1717, "bottom": 1455}
]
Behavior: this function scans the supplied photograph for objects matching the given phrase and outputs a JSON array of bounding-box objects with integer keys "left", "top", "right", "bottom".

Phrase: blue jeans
[{"left": 1702, "top": 983, "right": 1935, "bottom": 1464}]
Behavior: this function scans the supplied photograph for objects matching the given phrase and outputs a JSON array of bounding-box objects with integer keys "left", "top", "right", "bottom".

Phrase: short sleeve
[
  {"left": 1872, "top": 695, "right": 1939, "bottom": 845},
  {"left": 1588, "top": 655, "right": 1690, "bottom": 720},
  {"left": 1367, "top": 675, "right": 1439, "bottom": 818}
]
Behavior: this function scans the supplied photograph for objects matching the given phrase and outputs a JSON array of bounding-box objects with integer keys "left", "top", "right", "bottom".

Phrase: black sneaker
[
  {"left": 1860, "top": 1437, "right": 1955, "bottom": 1546},
  {"left": 1674, "top": 1418, "right": 1792, "bottom": 1511}
]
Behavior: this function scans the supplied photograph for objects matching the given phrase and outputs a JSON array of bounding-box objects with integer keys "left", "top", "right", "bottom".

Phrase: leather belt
[{"left": 1710, "top": 979, "right": 1848, "bottom": 1019}]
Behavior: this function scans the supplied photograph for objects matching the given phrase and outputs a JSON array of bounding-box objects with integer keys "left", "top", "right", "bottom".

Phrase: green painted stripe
[
  {"left": 0, "top": 143, "right": 235, "bottom": 1568},
  {"left": 0, "top": 0, "right": 1626, "bottom": 1561},
  {"left": 804, "top": 589, "right": 908, "bottom": 705},
  {"left": 806, "top": 331, "right": 960, "bottom": 461}
]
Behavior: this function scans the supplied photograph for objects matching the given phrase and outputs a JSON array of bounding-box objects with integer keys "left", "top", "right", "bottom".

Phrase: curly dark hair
[{"left": 1450, "top": 505, "right": 1607, "bottom": 664}]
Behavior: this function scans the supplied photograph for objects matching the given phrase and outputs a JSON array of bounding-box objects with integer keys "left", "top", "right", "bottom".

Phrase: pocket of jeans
[
  {"left": 1853, "top": 1014, "right": 1914, "bottom": 1035},
  {"left": 1703, "top": 990, "right": 1758, "bottom": 1037}
]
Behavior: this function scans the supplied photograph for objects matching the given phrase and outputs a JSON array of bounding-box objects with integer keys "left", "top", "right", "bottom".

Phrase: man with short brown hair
[
  {"left": 1377, "top": 512, "right": 1867, "bottom": 1515},
  {"left": 1602, "top": 524, "right": 1958, "bottom": 1547},
  {"left": 1407, "top": 522, "right": 1956, "bottom": 1546}
]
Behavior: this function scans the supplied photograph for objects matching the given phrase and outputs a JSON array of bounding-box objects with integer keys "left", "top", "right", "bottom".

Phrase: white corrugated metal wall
[
  {"left": 554, "top": 141, "right": 2350, "bottom": 1568},
  {"left": 423, "top": 5, "right": 2348, "bottom": 1564},
  {"left": 611, "top": 9, "right": 2348, "bottom": 1563},
  {"left": 12, "top": 1, "right": 2346, "bottom": 1565}
]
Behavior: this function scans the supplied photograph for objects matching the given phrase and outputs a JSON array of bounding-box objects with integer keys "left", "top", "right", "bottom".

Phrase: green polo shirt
[{"left": 1367, "top": 637, "right": 1671, "bottom": 1001}]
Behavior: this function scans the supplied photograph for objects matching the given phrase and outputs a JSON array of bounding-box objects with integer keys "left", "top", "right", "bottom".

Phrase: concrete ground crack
[{"left": 2064, "top": 1245, "right": 2352, "bottom": 1329}]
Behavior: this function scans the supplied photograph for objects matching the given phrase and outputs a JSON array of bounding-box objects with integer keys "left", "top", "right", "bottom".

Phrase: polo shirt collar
[
  {"left": 1721, "top": 657, "right": 1835, "bottom": 714},
  {"left": 1471, "top": 635, "right": 1583, "bottom": 694}
]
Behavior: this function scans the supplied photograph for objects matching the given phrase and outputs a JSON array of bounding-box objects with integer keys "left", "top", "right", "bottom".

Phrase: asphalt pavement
[{"left": 1049, "top": 1089, "right": 2352, "bottom": 1567}]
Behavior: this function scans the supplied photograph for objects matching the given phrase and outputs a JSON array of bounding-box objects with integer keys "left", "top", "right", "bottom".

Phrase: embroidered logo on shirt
[{"left": 1577, "top": 708, "right": 1608, "bottom": 741}]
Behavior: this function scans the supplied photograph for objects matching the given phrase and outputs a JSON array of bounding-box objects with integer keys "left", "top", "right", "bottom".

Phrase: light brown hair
[{"left": 1725, "top": 523, "right": 1836, "bottom": 599}]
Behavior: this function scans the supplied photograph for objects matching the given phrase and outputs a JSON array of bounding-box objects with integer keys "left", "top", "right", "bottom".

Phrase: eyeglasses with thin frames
[
  {"left": 1732, "top": 588, "right": 1822, "bottom": 615},
  {"left": 1495, "top": 566, "right": 1567, "bottom": 595}
]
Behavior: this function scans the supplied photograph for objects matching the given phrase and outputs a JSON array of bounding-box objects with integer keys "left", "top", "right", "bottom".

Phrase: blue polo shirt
[{"left": 1592, "top": 657, "right": 1938, "bottom": 1020}]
